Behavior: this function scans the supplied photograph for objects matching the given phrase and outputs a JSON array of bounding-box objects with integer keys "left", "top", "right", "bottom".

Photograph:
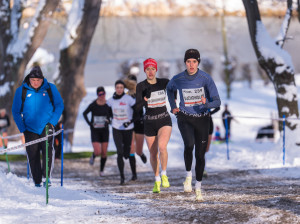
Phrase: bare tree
[
  {"left": 241, "top": 63, "right": 252, "bottom": 88},
  {"left": 220, "top": 3, "right": 235, "bottom": 99},
  {"left": 242, "top": 0, "right": 299, "bottom": 134},
  {"left": 0, "top": 0, "right": 60, "bottom": 134},
  {"left": 55, "top": 0, "right": 102, "bottom": 146}
]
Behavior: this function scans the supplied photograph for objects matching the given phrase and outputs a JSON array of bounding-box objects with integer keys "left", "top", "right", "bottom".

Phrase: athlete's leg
[
  {"left": 92, "top": 142, "right": 101, "bottom": 156},
  {"left": 113, "top": 128, "right": 125, "bottom": 183},
  {"left": 157, "top": 126, "right": 172, "bottom": 172},
  {"left": 135, "top": 133, "right": 144, "bottom": 156},
  {"left": 194, "top": 116, "right": 210, "bottom": 182},
  {"left": 177, "top": 116, "right": 195, "bottom": 172},
  {"left": 2, "top": 132, "right": 8, "bottom": 147},
  {"left": 145, "top": 136, "right": 159, "bottom": 176},
  {"left": 100, "top": 142, "right": 108, "bottom": 172},
  {"left": 130, "top": 132, "right": 136, "bottom": 154}
]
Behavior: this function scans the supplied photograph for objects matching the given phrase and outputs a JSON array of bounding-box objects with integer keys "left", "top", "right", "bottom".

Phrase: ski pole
[
  {"left": 46, "top": 125, "right": 49, "bottom": 205},
  {"left": 61, "top": 125, "right": 64, "bottom": 187},
  {"left": 225, "top": 116, "right": 230, "bottom": 160},
  {"left": 27, "top": 161, "right": 30, "bottom": 179},
  {"left": 282, "top": 115, "right": 286, "bottom": 166}
]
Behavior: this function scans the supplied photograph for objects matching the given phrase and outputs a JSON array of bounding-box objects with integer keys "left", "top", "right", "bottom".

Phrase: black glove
[
  {"left": 46, "top": 123, "right": 54, "bottom": 129},
  {"left": 123, "top": 121, "right": 132, "bottom": 128}
]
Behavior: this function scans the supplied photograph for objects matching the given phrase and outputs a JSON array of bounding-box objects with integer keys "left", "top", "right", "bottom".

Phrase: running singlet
[
  {"left": 107, "top": 94, "right": 135, "bottom": 130},
  {"left": 136, "top": 78, "right": 169, "bottom": 116},
  {"left": 83, "top": 100, "right": 110, "bottom": 129}
]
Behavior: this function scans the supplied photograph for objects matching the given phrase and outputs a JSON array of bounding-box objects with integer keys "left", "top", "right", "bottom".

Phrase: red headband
[{"left": 143, "top": 58, "right": 157, "bottom": 72}]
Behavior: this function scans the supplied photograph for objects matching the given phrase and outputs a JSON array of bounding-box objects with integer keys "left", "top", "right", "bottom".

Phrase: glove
[
  {"left": 46, "top": 123, "right": 54, "bottom": 129},
  {"left": 123, "top": 121, "right": 132, "bottom": 128}
]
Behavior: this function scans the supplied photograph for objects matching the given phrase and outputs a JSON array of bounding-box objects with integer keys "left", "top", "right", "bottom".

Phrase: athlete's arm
[{"left": 82, "top": 104, "right": 92, "bottom": 126}]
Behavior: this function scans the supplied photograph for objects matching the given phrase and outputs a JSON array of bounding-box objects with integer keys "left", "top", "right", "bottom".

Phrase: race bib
[
  {"left": 113, "top": 108, "right": 128, "bottom": 120},
  {"left": 182, "top": 87, "right": 205, "bottom": 107},
  {"left": 147, "top": 90, "right": 166, "bottom": 108},
  {"left": 93, "top": 116, "right": 106, "bottom": 128},
  {"left": 0, "top": 119, "right": 7, "bottom": 127}
]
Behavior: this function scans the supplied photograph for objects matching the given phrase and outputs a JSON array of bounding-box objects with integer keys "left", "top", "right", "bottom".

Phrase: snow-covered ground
[{"left": 1, "top": 77, "right": 300, "bottom": 223}]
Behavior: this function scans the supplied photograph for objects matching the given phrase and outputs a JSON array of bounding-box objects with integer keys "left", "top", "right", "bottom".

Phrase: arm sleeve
[
  {"left": 206, "top": 78, "right": 221, "bottom": 109},
  {"left": 12, "top": 87, "right": 26, "bottom": 133},
  {"left": 83, "top": 104, "right": 92, "bottom": 126},
  {"left": 134, "top": 83, "right": 147, "bottom": 113},
  {"left": 48, "top": 84, "right": 64, "bottom": 126},
  {"left": 166, "top": 79, "right": 177, "bottom": 111}
]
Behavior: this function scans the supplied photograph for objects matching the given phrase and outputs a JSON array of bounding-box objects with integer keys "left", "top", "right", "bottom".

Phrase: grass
[{"left": 0, "top": 151, "right": 116, "bottom": 162}]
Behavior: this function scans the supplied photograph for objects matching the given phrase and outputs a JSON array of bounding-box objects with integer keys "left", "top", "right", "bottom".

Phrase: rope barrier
[
  {"left": 0, "top": 129, "right": 62, "bottom": 154},
  {"left": 1, "top": 133, "right": 23, "bottom": 140}
]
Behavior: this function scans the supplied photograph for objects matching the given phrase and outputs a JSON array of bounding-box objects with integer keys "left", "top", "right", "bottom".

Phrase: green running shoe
[
  {"left": 161, "top": 175, "right": 170, "bottom": 188},
  {"left": 153, "top": 181, "right": 161, "bottom": 193}
]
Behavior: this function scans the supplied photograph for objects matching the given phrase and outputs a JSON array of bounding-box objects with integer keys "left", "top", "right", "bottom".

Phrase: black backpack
[{"left": 21, "top": 85, "right": 54, "bottom": 112}]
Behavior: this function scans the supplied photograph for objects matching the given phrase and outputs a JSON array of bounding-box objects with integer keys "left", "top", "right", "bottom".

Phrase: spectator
[
  {"left": 12, "top": 66, "right": 64, "bottom": 187},
  {"left": 0, "top": 109, "right": 10, "bottom": 148}
]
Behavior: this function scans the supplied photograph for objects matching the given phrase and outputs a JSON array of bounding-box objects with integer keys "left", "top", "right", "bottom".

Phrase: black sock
[
  {"left": 129, "top": 155, "right": 136, "bottom": 176},
  {"left": 100, "top": 157, "right": 107, "bottom": 172}
]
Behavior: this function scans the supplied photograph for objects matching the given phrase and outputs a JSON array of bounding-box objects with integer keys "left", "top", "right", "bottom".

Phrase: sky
[{"left": 1, "top": 77, "right": 300, "bottom": 223}]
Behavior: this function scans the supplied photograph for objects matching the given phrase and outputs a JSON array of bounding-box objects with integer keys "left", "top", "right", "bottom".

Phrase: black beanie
[
  {"left": 28, "top": 66, "right": 44, "bottom": 79},
  {"left": 96, "top": 86, "right": 105, "bottom": 94},
  {"left": 184, "top": 49, "right": 201, "bottom": 63},
  {"left": 115, "top": 80, "right": 125, "bottom": 87}
]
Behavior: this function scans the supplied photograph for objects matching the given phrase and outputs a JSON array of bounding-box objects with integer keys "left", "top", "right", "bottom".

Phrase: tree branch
[{"left": 275, "top": 0, "right": 292, "bottom": 48}]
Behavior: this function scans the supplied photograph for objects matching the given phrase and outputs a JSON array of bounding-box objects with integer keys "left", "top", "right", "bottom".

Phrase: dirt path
[{"left": 4, "top": 156, "right": 300, "bottom": 223}]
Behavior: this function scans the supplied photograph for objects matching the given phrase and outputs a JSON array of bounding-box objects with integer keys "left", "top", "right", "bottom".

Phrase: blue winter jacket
[{"left": 12, "top": 78, "right": 64, "bottom": 135}]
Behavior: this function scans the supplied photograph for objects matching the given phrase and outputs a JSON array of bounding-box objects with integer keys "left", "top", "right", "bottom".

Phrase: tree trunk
[
  {"left": 0, "top": 0, "right": 59, "bottom": 135},
  {"left": 242, "top": 0, "right": 299, "bottom": 131},
  {"left": 56, "top": 0, "right": 102, "bottom": 147}
]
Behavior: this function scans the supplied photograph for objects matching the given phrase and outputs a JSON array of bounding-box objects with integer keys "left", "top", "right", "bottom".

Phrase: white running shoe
[
  {"left": 183, "top": 176, "right": 192, "bottom": 192},
  {"left": 195, "top": 189, "right": 204, "bottom": 201}
]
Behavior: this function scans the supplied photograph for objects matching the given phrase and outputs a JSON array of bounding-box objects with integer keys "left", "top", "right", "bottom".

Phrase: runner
[
  {"left": 107, "top": 80, "right": 136, "bottom": 185},
  {"left": 124, "top": 75, "right": 147, "bottom": 165},
  {"left": 83, "top": 86, "right": 110, "bottom": 176},
  {"left": 135, "top": 58, "right": 172, "bottom": 193},
  {"left": 167, "top": 49, "right": 221, "bottom": 201}
]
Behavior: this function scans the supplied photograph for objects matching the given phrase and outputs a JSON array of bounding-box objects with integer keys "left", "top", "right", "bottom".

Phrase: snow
[
  {"left": 59, "top": 0, "right": 85, "bottom": 50},
  {"left": 1, "top": 76, "right": 300, "bottom": 222},
  {"left": 27, "top": 48, "right": 55, "bottom": 69}
]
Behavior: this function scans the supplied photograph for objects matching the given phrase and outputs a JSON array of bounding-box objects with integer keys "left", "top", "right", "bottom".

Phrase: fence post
[
  {"left": 61, "top": 125, "right": 64, "bottom": 187},
  {"left": 225, "top": 116, "right": 230, "bottom": 160},
  {"left": 46, "top": 125, "right": 49, "bottom": 205},
  {"left": 282, "top": 115, "right": 286, "bottom": 166}
]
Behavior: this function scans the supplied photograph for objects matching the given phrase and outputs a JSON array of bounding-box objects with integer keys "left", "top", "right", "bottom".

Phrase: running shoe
[
  {"left": 120, "top": 177, "right": 125, "bottom": 185},
  {"left": 161, "top": 175, "right": 170, "bottom": 188},
  {"left": 183, "top": 176, "right": 192, "bottom": 192},
  {"left": 195, "top": 189, "right": 204, "bottom": 201},
  {"left": 89, "top": 155, "right": 94, "bottom": 165},
  {"left": 35, "top": 183, "right": 41, "bottom": 187},
  {"left": 153, "top": 181, "right": 161, "bottom": 193},
  {"left": 140, "top": 153, "right": 147, "bottom": 164},
  {"left": 131, "top": 174, "right": 137, "bottom": 181},
  {"left": 43, "top": 179, "right": 52, "bottom": 188}
]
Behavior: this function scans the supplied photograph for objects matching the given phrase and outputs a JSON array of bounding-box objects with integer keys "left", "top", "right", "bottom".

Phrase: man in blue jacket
[{"left": 12, "top": 66, "right": 64, "bottom": 187}]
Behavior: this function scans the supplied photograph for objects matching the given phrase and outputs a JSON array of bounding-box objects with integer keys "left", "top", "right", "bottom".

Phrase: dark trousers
[
  {"left": 24, "top": 126, "right": 54, "bottom": 185},
  {"left": 177, "top": 113, "right": 210, "bottom": 181},
  {"left": 112, "top": 128, "right": 133, "bottom": 179}
]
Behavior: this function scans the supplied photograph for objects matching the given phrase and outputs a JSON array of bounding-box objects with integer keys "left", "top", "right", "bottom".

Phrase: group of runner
[{"left": 83, "top": 49, "right": 221, "bottom": 201}]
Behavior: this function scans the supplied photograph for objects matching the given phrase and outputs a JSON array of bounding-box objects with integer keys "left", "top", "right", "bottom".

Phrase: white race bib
[
  {"left": 93, "top": 116, "right": 106, "bottom": 128},
  {"left": 147, "top": 90, "right": 166, "bottom": 108},
  {"left": 182, "top": 87, "right": 205, "bottom": 107},
  {"left": 113, "top": 108, "right": 128, "bottom": 121}
]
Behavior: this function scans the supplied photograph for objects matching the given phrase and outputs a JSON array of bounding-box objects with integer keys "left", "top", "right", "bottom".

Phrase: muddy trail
[{"left": 5, "top": 156, "right": 300, "bottom": 224}]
